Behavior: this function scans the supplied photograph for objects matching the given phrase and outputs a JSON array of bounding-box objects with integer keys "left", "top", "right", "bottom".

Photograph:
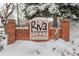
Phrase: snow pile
[
  {"left": 0, "top": 33, "right": 7, "bottom": 51},
  {"left": 0, "top": 40, "right": 65, "bottom": 55},
  {"left": 0, "top": 38, "right": 79, "bottom": 56}
]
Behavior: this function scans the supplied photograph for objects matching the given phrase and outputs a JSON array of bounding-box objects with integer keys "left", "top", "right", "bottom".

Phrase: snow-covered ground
[{"left": 0, "top": 23, "right": 79, "bottom": 56}]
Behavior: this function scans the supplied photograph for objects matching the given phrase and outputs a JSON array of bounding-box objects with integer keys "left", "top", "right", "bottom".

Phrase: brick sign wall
[{"left": 6, "top": 18, "right": 70, "bottom": 44}]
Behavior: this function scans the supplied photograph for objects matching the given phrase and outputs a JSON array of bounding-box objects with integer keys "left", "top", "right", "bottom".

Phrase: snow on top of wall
[{"left": 16, "top": 27, "right": 28, "bottom": 29}]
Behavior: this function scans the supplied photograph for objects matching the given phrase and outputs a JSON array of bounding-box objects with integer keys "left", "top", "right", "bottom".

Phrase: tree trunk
[{"left": 17, "top": 3, "right": 20, "bottom": 27}]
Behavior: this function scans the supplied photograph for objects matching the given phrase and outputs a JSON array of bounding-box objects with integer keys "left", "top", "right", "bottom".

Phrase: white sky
[
  {"left": 0, "top": 0, "right": 5, "bottom": 3},
  {"left": 0, "top": 0, "right": 79, "bottom": 3}
]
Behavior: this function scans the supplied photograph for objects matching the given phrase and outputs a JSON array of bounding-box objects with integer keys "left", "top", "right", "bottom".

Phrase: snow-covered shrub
[
  {"left": 22, "top": 3, "right": 59, "bottom": 19},
  {"left": 48, "top": 4, "right": 59, "bottom": 14},
  {"left": 0, "top": 28, "right": 7, "bottom": 51},
  {"left": 38, "top": 4, "right": 50, "bottom": 12},
  {"left": 26, "top": 5, "right": 38, "bottom": 16}
]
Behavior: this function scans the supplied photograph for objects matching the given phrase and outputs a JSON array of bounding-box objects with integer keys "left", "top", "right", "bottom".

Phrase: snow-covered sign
[{"left": 30, "top": 18, "right": 48, "bottom": 40}]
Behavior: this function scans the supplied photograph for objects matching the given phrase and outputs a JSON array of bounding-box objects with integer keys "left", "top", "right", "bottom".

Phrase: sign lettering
[{"left": 30, "top": 18, "right": 48, "bottom": 40}]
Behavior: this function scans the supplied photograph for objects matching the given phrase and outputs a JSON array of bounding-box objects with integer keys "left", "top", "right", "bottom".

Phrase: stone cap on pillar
[{"left": 7, "top": 19, "right": 15, "bottom": 23}]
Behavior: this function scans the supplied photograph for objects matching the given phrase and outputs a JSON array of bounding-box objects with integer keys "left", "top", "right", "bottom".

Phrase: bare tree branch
[
  {"left": 5, "top": 3, "right": 12, "bottom": 19},
  {"left": 6, "top": 4, "right": 15, "bottom": 19},
  {"left": 2, "top": 3, "right": 15, "bottom": 25}
]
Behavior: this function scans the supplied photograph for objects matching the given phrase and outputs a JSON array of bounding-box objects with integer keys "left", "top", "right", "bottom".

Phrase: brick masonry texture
[{"left": 6, "top": 19, "right": 70, "bottom": 44}]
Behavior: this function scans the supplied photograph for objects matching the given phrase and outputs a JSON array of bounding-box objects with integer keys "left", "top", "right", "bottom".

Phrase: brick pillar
[
  {"left": 61, "top": 19, "right": 70, "bottom": 41},
  {"left": 48, "top": 22, "right": 62, "bottom": 40},
  {"left": 6, "top": 19, "right": 16, "bottom": 44}
]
